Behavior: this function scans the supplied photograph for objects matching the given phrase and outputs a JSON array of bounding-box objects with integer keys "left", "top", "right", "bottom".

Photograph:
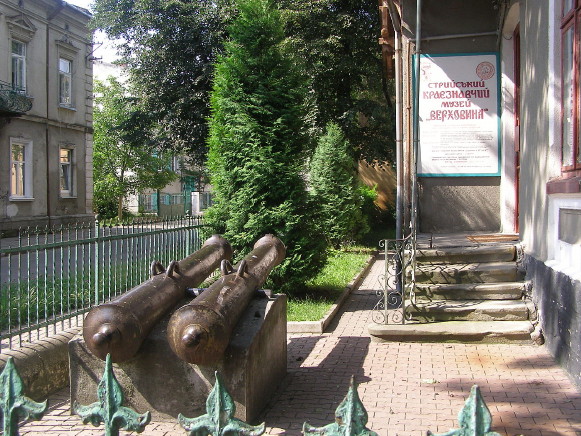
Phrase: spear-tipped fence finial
[
  {"left": 427, "top": 385, "right": 502, "bottom": 436},
  {"left": 178, "top": 371, "right": 265, "bottom": 436},
  {"left": 0, "top": 357, "right": 48, "bottom": 436},
  {"left": 303, "top": 376, "right": 378, "bottom": 436},
  {"left": 73, "top": 354, "right": 151, "bottom": 436}
]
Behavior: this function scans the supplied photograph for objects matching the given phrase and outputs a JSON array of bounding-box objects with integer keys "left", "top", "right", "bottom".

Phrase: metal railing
[
  {"left": 372, "top": 234, "right": 417, "bottom": 324},
  {"left": 0, "top": 216, "right": 207, "bottom": 351},
  {"left": 0, "top": 80, "right": 33, "bottom": 114}
]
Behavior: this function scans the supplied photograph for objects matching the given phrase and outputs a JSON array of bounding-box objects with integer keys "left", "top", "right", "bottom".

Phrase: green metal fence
[{"left": 0, "top": 216, "right": 207, "bottom": 351}]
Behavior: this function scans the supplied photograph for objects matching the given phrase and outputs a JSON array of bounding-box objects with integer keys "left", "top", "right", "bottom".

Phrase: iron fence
[
  {"left": 372, "top": 234, "right": 417, "bottom": 324},
  {"left": 0, "top": 216, "right": 207, "bottom": 351}
]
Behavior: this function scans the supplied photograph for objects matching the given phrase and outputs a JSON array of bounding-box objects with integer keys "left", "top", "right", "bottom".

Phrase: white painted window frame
[
  {"left": 58, "top": 57, "right": 73, "bottom": 107},
  {"left": 11, "top": 40, "right": 27, "bottom": 92},
  {"left": 59, "top": 146, "right": 76, "bottom": 197},
  {"left": 9, "top": 138, "right": 33, "bottom": 200}
]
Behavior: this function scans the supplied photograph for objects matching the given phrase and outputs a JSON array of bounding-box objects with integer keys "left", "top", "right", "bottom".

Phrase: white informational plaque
[{"left": 417, "top": 53, "right": 500, "bottom": 177}]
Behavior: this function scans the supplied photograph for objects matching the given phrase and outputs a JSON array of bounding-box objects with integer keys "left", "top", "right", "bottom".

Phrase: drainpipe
[
  {"left": 45, "top": 15, "right": 51, "bottom": 228},
  {"left": 45, "top": 1, "right": 64, "bottom": 229},
  {"left": 411, "top": 0, "right": 422, "bottom": 238},
  {"left": 386, "top": 0, "right": 403, "bottom": 241}
]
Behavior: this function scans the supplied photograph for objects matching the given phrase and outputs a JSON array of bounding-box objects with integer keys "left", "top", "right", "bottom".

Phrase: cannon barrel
[
  {"left": 167, "top": 234, "right": 286, "bottom": 365},
  {"left": 83, "top": 235, "right": 233, "bottom": 362}
]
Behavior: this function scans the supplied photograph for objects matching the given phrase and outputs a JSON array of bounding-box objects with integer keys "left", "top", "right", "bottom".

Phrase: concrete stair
[
  {"left": 415, "top": 282, "right": 526, "bottom": 300},
  {"left": 369, "top": 241, "right": 535, "bottom": 343},
  {"left": 414, "top": 261, "right": 522, "bottom": 284}
]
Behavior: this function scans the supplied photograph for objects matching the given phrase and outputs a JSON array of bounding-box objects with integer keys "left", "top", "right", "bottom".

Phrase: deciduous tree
[
  {"left": 281, "top": 0, "right": 395, "bottom": 163},
  {"left": 91, "top": 0, "right": 232, "bottom": 165},
  {"left": 93, "top": 77, "right": 177, "bottom": 219}
]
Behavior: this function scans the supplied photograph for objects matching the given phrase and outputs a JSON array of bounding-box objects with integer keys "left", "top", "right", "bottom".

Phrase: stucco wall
[
  {"left": 518, "top": 0, "right": 561, "bottom": 260},
  {"left": 419, "top": 177, "right": 500, "bottom": 233},
  {"left": 358, "top": 161, "right": 396, "bottom": 211}
]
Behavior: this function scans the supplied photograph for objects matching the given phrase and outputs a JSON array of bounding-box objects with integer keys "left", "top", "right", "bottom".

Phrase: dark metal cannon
[
  {"left": 167, "top": 234, "right": 286, "bottom": 365},
  {"left": 83, "top": 235, "right": 233, "bottom": 362}
]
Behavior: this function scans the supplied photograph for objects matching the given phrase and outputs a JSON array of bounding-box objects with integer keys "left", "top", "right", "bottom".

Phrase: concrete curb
[
  {"left": 287, "top": 252, "right": 377, "bottom": 334},
  {"left": 0, "top": 327, "right": 81, "bottom": 401}
]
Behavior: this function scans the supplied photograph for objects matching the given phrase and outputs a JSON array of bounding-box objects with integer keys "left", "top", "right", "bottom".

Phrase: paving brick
[{"left": 10, "top": 253, "right": 581, "bottom": 435}]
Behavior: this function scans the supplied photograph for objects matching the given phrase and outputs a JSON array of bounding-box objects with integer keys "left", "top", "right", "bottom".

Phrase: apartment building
[{"left": 0, "top": 0, "right": 93, "bottom": 232}]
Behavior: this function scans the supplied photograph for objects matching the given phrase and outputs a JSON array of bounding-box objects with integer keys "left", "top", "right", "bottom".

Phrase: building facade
[
  {"left": 384, "top": 0, "right": 581, "bottom": 386},
  {"left": 0, "top": 0, "right": 93, "bottom": 232}
]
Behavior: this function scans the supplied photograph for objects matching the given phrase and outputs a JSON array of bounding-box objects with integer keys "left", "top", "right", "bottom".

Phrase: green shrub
[{"left": 309, "top": 123, "right": 370, "bottom": 247}]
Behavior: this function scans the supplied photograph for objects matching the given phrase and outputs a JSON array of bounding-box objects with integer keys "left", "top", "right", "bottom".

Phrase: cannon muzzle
[
  {"left": 167, "top": 234, "right": 286, "bottom": 365},
  {"left": 83, "top": 235, "right": 232, "bottom": 362}
]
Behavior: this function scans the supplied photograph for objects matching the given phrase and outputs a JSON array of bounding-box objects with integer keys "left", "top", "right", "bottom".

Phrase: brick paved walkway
[{"left": 16, "top": 255, "right": 581, "bottom": 435}]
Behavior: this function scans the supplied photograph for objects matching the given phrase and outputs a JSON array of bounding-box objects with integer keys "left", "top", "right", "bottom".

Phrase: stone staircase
[{"left": 369, "top": 241, "right": 535, "bottom": 343}]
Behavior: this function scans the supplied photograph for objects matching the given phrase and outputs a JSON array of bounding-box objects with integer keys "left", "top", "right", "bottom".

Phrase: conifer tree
[
  {"left": 310, "top": 123, "right": 368, "bottom": 247},
  {"left": 205, "top": 0, "right": 327, "bottom": 292}
]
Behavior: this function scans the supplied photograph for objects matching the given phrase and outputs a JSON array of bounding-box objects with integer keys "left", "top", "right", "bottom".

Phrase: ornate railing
[
  {"left": 0, "top": 80, "right": 33, "bottom": 115},
  {"left": 372, "top": 234, "right": 417, "bottom": 324}
]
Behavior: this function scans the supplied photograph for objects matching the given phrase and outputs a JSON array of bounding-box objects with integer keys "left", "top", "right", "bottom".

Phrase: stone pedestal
[{"left": 69, "top": 294, "right": 287, "bottom": 423}]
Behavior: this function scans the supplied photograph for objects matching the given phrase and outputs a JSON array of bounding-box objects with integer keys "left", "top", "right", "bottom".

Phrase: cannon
[
  {"left": 83, "top": 235, "right": 233, "bottom": 362},
  {"left": 167, "top": 234, "right": 286, "bottom": 365}
]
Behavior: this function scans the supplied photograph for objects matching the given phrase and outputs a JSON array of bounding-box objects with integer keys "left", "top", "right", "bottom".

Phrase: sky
[{"left": 66, "top": 0, "right": 120, "bottom": 63}]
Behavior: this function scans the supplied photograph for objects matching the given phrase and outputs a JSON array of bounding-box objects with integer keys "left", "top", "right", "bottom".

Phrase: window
[
  {"left": 561, "top": 0, "right": 581, "bottom": 170},
  {"left": 58, "top": 58, "right": 72, "bottom": 106},
  {"left": 11, "top": 40, "right": 26, "bottom": 92},
  {"left": 60, "top": 148, "right": 74, "bottom": 196},
  {"left": 10, "top": 139, "right": 33, "bottom": 199}
]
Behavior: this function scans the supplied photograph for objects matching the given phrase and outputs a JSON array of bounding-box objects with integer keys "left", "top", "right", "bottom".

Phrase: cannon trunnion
[
  {"left": 167, "top": 234, "right": 286, "bottom": 365},
  {"left": 82, "top": 235, "right": 233, "bottom": 362}
]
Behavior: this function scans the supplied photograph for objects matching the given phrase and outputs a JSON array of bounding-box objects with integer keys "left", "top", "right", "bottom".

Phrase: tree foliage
[
  {"left": 205, "top": 0, "right": 327, "bottom": 293},
  {"left": 281, "top": 0, "right": 395, "bottom": 163},
  {"left": 93, "top": 77, "right": 177, "bottom": 219},
  {"left": 91, "top": 0, "right": 232, "bottom": 165},
  {"left": 91, "top": 0, "right": 394, "bottom": 165},
  {"left": 310, "top": 123, "right": 369, "bottom": 247}
]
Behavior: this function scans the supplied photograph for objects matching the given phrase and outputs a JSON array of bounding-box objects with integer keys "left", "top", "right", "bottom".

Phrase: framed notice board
[{"left": 416, "top": 53, "right": 501, "bottom": 177}]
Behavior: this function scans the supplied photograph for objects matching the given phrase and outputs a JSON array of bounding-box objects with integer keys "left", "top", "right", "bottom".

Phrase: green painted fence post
[
  {"left": 303, "top": 376, "right": 378, "bottom": 436},
  {"left": 427, "top": 385, "right": 502, "bottom": 436},
  {"left": 0, "top": 357, "right": 47, "bottom": 436},
  {"left": 178, "top": 371, "right": 265, "bottom": 436},
  {"left": 73, "top": 354, "right": 151, "bottom": 436}
]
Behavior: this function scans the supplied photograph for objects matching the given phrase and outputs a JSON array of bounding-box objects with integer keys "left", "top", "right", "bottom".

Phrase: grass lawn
[{"left": 287, "top": 247, "right": 373, "bottom": 322}]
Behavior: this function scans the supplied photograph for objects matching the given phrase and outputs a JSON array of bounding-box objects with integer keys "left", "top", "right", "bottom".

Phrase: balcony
[{"left": 0, "top": 80, "right": 33, "bottom": 116}]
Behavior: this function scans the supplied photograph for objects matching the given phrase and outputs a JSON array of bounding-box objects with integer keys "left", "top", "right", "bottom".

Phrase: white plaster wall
[{"left": 500, "top": 14, "right": 517, "bottom": 233}]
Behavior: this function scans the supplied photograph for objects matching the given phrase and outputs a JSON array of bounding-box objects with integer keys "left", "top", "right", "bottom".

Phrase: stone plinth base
[{"left": 69, "top": 294, "right": 287, "bottom": 423}]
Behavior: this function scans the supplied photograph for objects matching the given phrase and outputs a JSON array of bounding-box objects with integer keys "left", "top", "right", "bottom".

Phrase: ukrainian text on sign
[{"left": 418, "top": 53, "right": 500, "bottom": 176}]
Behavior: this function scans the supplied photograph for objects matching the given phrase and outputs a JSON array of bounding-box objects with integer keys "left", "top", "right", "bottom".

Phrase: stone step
[
  {"left": 416, "top": 245, "right": 516, "bottom": 264},
  {"left": 368, "top": 320, "right": 534, "bottom": 344},
  {"left": 415, "top": 282, "right": 525, "bottom": 300},
  {"left": 408, "top": 300, "right": 530, "bottom": 322},
  {"left": 413, "top": 262, "right": 522, "bottom": 284}
]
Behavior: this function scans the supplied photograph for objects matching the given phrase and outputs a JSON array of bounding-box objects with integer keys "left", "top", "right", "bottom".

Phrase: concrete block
[
  {"left": 0, "top": 328, "right": 80, "bottom": 402},
  {"left": 69, "top": 294, "right": 287, "bottom": 423}
]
